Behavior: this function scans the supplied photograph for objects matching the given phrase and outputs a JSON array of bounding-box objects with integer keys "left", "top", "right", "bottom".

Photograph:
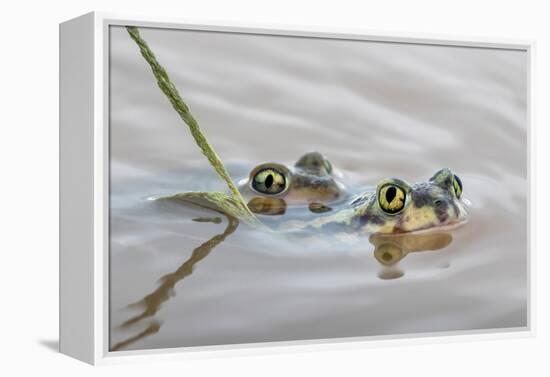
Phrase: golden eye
[
  {"left": 453, "top": 174, "right": 463, "bottom": 198},
  {"left": 378, "top": 184, "right": 406, "bottom": 214},
  {"left": 323, "top": 159, "right": 333, "bottom": 174},
  {"left": 251, "top": 168, "right": 287, "bottom": 195}
]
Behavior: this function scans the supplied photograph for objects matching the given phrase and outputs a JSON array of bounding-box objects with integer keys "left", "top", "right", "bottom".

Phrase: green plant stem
[{"left": 126, "top": 26, "right": 260, "bottom": 225}]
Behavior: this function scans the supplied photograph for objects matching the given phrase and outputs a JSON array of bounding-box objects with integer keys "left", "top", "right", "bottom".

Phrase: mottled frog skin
[{"left": 290, "top": 168, "right": 469, "bottom": 234}]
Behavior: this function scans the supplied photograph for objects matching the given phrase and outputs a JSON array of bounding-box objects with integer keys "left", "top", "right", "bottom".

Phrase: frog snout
[{"left": 433, "top": 199, "right": 447, "bottom": 208}]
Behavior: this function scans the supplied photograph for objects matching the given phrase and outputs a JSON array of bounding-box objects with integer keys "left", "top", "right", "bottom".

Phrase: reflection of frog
[
  {"left": 238, "top": 152, "right": 347, "bottom": 215},
  {"left": 242, "top": 152, "right": 469, "bottom": 234},
  {"left": 370, "top": 232, "right": 453, "bottom": 280},
  {"left": 371, "top": 232, "right": 453, "bottom": 265}
]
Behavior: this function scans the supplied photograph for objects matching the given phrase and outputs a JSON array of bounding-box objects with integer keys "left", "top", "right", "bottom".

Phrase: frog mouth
[
  {"left": 387, "top": 215, "right": 469, "bottom": 235},
  {"left": 407, "top": 217, "right": 469, "bottom": 235}
]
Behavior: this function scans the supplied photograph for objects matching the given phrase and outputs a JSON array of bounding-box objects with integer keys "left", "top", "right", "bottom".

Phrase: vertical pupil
[
  {"left": 265, "top": 174, "right": 274, "bottom": 188},
  {"left": 385, "top": 186, "right": 397, "bottom": 202},
  {"left": 454, "top": 175, "right": 462, "bottom": 191}
]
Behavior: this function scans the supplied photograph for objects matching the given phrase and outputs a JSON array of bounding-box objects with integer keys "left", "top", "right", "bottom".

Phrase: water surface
[{"left": 108, "top": 26, "right": 528, "bottom": 351}]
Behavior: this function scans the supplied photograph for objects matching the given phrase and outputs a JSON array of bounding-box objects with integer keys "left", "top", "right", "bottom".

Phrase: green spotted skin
[{"left": 286, "top": 168, "right": 469, "bottom": 234}]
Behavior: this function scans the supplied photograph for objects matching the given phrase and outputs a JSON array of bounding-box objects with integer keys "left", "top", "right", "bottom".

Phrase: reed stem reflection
[{"left": 111, "top": 214, "right": 239, "bottom": 351}]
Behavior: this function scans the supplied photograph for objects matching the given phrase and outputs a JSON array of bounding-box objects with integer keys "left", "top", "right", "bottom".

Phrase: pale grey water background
[{"left": 108, "top": 26, "right": 527, "bottom": 350}]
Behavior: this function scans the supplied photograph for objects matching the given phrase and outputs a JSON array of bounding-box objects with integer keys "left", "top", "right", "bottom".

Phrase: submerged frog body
[
  {"left": 290, "top": 168, "right": 469, "bottom": 234},
  {"left": 238, "top": 152, "right": 347, "bottom": 215}
]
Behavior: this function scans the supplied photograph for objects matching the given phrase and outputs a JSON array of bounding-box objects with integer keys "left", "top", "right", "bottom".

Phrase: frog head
[
  {"left": 356, "top": 169, "right": 469, "bottom": 233},
  {"left": 238, "top": 152, "right": 345, "bottom": 214}
]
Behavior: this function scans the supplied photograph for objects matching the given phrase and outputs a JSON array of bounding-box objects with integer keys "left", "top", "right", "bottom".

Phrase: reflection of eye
[
  {"left": 248, "top": 197, "right": 286, "bottom": 215},
  {"left": 378, "top": 184, "right": 406, "bottom": 214},
  {"left": 251, "top": 168, "right": 287, "bottom": 195},
  {"left": 374, "top": 243, "right": 404, "bottom": 266},
  {"left": 453, "top": 174, "right": 463, "bottom": 198},
  {"left": 323, "top": 159, "right": 333, "bottom": 174}
]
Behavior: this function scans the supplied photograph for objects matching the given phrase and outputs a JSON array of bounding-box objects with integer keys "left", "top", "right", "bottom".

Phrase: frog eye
[
  {"left": 452, "top": 174, "right": 463, "bottom": 198},
  {"left": 323, "top": 159, "right": 333, "bottom": 174},
  {"left": 252, "top": 168, "right": 286, "bottom": 195},
  {"left": 378, "top": 184, "right": 407, "bottom": 214},
  {"left": 249, "top": 163, "right": 290, "bottom": 195}
]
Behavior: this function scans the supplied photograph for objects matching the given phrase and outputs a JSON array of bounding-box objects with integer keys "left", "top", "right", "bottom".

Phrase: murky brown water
[{"left": 108, "top": 26, "right": 528, "bottom": 351}]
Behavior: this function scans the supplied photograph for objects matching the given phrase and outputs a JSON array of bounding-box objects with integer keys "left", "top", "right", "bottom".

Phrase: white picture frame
[{"left": 59, "top": 11, "right": 535, "bottom": 365}]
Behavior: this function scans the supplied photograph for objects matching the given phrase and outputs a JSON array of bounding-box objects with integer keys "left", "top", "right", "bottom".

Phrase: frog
[
  {"left": 293, "top": 168, "right": 468, "bottom": 234},
  {"left": 237, "top": 151, "right": 348, "bottom": 215},
  {"left": 240, "top": 156, "right": 469, "bottom": 234}
]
